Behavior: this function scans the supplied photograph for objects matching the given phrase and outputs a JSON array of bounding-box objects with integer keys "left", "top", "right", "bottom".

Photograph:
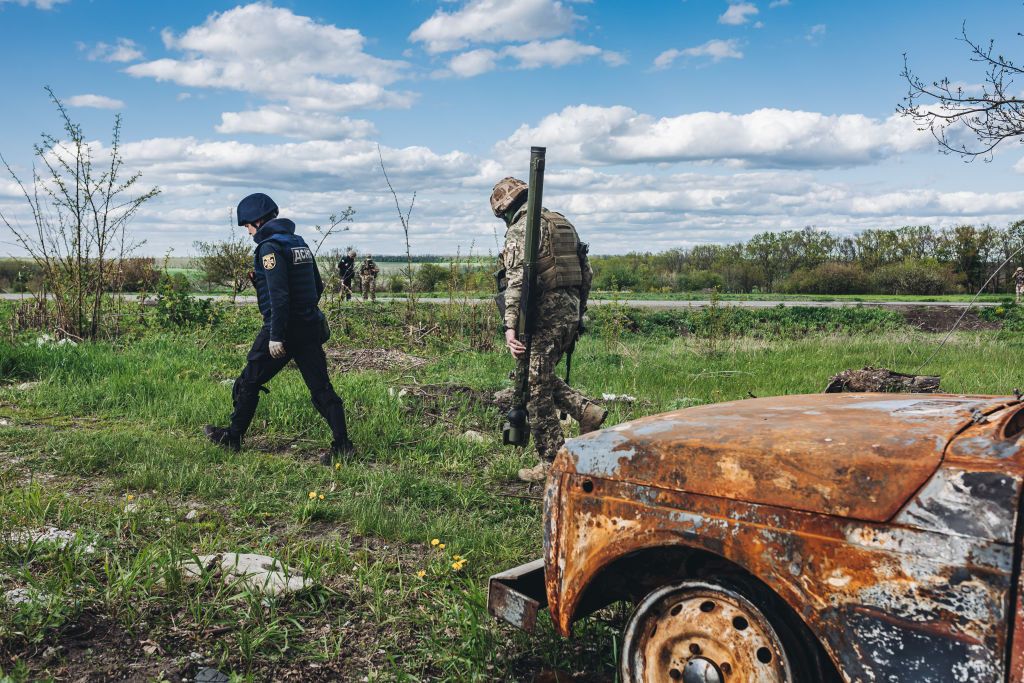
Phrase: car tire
[{"left": 620, "top": 580, "right": 819, "bottom": 683}]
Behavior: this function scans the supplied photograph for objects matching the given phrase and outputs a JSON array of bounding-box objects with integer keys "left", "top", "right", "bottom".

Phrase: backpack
[{"left": 536, "top": 210, "right": 583, "bottom": 291}]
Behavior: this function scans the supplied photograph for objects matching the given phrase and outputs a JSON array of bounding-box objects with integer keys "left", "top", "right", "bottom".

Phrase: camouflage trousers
[
  {"left": 361, "top": 275, "right": 377, "bottom": 301},
  {"left": 528, "top": 289, "right": 592, "bottom": 463}
]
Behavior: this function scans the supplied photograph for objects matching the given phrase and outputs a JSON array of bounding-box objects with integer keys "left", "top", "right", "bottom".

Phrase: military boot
[
  {"left": 204, "top": 425, "right": 241, "bottom": 452},
  {"left": 322, "top": 439, "right": 356, "bottom": 466},
  {"left": 517, "top": 460, "right": 551, "bottom": 483},
  {"left": 579, "top": 403, "right": 608, "bottom": 434}
]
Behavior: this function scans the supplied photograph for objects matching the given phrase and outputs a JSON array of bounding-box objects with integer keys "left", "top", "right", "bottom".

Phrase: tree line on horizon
[{"left": 2, "top": 222, "right": 1022, "bottom": 297}]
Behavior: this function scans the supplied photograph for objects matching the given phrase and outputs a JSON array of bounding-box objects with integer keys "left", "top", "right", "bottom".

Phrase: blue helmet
[{"left": 236, "top": 193, "right": 279, "bottom": 226}]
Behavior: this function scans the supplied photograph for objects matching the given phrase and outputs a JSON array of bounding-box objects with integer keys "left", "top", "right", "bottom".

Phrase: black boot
[
  {"left": 322, "top": 439, "right": 356, "bottom": 466},
  {"left": 204, "top": 425, "right": 241, "bottom": 452}
]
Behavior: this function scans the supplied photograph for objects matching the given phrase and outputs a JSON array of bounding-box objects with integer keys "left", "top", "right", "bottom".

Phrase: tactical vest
[
  {"left": 254, "top": 232, "right": 321, "bottom": 318},
  {"left": 536, "top": 210, "right": 583, "bottom": 291}
]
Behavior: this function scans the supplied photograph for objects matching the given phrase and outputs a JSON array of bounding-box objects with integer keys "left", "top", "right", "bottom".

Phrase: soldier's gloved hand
[{"left": 269, "top": 340, "right": 286, "bottom": 359}]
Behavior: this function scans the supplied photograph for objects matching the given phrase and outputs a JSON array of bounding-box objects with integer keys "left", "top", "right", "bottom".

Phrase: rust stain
[
  {"left": 559, "top": 393, "right": 1017, "bottom": 522},
  {"left": 535, "top": 393, "right": 1024, "bottom": 682}
]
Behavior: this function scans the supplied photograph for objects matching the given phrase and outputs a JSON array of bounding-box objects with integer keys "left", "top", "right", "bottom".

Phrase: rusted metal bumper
[{"left": 487, "top": 558, "right": 547, "bottom": 632}]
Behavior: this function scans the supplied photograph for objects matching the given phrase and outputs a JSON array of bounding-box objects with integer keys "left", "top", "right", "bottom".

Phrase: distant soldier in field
[
  {"left": 1015, "top": 267, "right": 1024, "bottom": 305},
  {"left": 492, "top": 177, "right": 607, "bottom": 482},
  {"left": 205, "top": 192, "right": 355, "bottom": 465},
  {"left": 338, "top": 248, "right": 356, "bottom": 301},
  {"left": 359, "top": 254, "right": 380, "bottom": 301}
]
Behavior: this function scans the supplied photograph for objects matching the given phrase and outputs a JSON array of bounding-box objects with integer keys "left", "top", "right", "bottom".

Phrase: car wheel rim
[{"left": 622, "top": 581, "right": 792, "bottom": 683}]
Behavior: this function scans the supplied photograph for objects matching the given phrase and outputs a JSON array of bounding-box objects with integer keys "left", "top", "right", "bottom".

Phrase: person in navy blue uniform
[
  {"left": 338, "top": 249, "right": 356, "bottom": 300},
  {"left": 205, "top": 193, "right": 355, "bottom": 464}
]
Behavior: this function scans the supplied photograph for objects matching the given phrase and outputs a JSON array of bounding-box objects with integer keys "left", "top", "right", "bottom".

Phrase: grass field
[{"left": 0, "top": 301, "right": 1021, "bottom": 681}]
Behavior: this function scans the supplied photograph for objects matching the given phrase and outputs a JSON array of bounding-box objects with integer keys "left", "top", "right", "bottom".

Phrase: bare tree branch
[{"left": 900, "top": 23, "right": 1024, "bottom": 159}]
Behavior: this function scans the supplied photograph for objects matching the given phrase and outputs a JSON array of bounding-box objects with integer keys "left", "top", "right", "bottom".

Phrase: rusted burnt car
[{"left": 489, "top": 392, "right": 1024, "bottom": 682}]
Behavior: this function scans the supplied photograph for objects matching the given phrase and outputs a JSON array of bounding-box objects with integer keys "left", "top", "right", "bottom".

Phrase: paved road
[{"left": 0, "top": 293, "right": 996, "bottom": 308}]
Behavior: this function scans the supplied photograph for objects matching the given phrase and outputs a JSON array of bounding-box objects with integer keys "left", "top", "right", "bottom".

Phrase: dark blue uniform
[
  {"left": 227, "top": 218, "right": 351, "bottom": 452},
  {"left": 338, "top": 254, "right": 356, "bottom": 300}
]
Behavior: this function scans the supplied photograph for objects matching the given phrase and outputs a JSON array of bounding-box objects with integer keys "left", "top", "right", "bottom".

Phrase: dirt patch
[
  {"left": 897, "top": 305, "right": 1000, "bottom": 332},
  {"left": 325, "top": 348, "right": 428, "bottom": 373},
  {"left": 398, "top": 384, "right": 506, "bottom": 428},
  {"left": 1, "top": 604, "right": 399, "bottom": 682}
]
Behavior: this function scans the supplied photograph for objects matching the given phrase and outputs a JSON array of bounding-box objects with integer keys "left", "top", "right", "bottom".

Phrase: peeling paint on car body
[{"left": 530, "top": 393, "right": 1024, "bottom": 682}]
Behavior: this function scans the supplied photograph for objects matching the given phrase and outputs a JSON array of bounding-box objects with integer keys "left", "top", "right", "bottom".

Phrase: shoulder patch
[
  {"left": 291, "top": 246, "right": 313, "bottom": 265},
  {"left": 262, "top": 253, "right": 276, "bottom": 270}
]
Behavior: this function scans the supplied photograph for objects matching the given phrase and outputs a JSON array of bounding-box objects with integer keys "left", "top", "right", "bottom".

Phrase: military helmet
[
  {"left": 490, "top": 177, "right": 527, "bottom": 218},
  {"left": 236, "top": 193, "right": 278, "bottom": 226}
]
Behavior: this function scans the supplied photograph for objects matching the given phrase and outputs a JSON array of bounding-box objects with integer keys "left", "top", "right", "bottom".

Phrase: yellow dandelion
[
  {"left": 452, "top": 555, "right": 462, "bottom": 562},
  {"left": 308, "top": 491, "right": 317, "bottom": 500},
  {"left": 318, "top": 494, "right": 325, "bottom": 500},
  {"left": 335, "top": 463, "right": 341, "bottom": 470},
  {"left": 416, "top": 570, "right": 426, "bottom": 578},
  {"left": 430, "top": 538, "right": 440, "bottom": 546},
  {"left": 451, "top": 561, "right": 462, "bottom": 571},
  {"left": 439, "top": 543, "right": 446, "bottom": 550},
  {"left": 126, "top": 494, "right": 135, "bottom": 502}
]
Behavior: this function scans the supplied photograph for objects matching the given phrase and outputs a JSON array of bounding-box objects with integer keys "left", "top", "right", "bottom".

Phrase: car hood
[{"left": 557, "top": 393, "right": 1017, "bottom": 521}]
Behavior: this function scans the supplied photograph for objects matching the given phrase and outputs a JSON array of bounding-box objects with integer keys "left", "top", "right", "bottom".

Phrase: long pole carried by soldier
[{"left": 494, "top": 147, "right": 608, "bottom": 483}]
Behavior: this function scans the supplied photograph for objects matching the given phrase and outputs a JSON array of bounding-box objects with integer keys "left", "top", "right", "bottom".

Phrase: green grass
[
  {"left": 376, "top": 290, "right": 1011, "bottom": 303},
  {"left": 0, "top": 301, "right": 1020, "bottom": 680}
]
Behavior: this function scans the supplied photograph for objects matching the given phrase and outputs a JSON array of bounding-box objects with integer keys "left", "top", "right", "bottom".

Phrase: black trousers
[
  {"left": 342, "top": 274, "right": 354, "bottom": 300},
  {"left": 229, "top": 322, "right": 349, "bottom": 445}
]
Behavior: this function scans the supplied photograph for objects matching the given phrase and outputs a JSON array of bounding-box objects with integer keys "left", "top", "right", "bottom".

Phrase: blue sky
[{"left": 1, "top": 0, "right": 1022, "bottom": 256}]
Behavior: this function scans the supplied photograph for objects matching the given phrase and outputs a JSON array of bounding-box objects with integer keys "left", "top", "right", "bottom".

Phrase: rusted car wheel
[{"left": 620, "top": 581, "right": 796, "bottom": 683}]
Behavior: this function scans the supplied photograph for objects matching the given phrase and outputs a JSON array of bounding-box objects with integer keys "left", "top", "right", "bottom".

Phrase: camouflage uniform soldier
[
  {"left": 492, "top": 177, "right": 607, "bottom": 482},
  {"left": 1015, "top": 267, "right": 1024, "bottom": 305},
  {"left": 359, "top": 255, "right": 380, "bottom": 301}
]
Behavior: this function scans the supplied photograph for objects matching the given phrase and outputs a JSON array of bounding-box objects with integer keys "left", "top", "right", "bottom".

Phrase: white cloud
[
  {"left": 216, "top": 108, "right": 377, "bottom": 140},
  {"left": 806, "top": 23, "right": 826, "bottom": 43},
  {"left": 5, "top": 125, "right": 1021, "bottom": 257},
  {"left": 443, "top": 39, "right": 624, "bottom": 78},
  {"left": 66, "top": 94, "right": 125, "bottom": 109},
  {"left": 116, "top": 137, "right": 485, "bottom": 195},
  {"left": 83, "top": 38, "right": 143, "bottom": 63},
  {"left": 504, "top": 39, "right": 601, "bottom": 69},
  {"left": 0, "top": 0, "right": 67, "bottom": 8},
  {"left": 409, "top": 0, "right": 580, "bottom": 53},
  {"left": 125, "top": 4, "right": 412, "bottom": 112},
  {"left": 653, "top": 49, "right": 682, "bottom": 69},
  {"left": 654, "top": 39, "right": 743, "bottom": 68},
  {"left": 448, "top": 48, "right": 500, "bottom": 77},
  {"left": 768, "top": 0, "right": 789, "bottom": 7},
  {"left": 497, "top": 105, "right": 931, "bottom": 168},
  {"left": 719, "top": 2, "right": 758, "bottom": 26}
]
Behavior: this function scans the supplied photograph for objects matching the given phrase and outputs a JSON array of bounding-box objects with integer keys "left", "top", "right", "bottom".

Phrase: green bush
[
  {"left": 676, "top": 270, "right": 724, "bottom": 291},
  {"left": 780, "top": 262, "right": 870, "bottom": 294},
  {"left": 113, "top": 257, "right": 162, "bottom": 292},
  {"left": 388, "top": 275, "right": 406, "bottom": 293},
  {"left": 587, "top": 304, "right": 904, "bottom": 338},
  {"left": 153, "top": 274, "right": 219, "bottom": 328},
  {"left": 0, "top": 260, "right": 43, "bottom": 293},
  {"left": 870, "top": 259, "right": 957, "bottom": 295},
  {"left": 414, "top": 263, "right": 449, "bottom": 293}
]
